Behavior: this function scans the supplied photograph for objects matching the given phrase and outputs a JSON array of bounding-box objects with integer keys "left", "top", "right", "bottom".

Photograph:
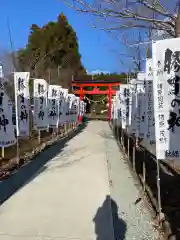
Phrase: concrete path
[{"left": 0, "top": 121, "right": 158, "bottom": 240}]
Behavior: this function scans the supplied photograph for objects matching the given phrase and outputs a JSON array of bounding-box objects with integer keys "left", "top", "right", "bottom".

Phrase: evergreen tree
[{"left": 17, "top": 13, "right": 85, "bottom": 87}]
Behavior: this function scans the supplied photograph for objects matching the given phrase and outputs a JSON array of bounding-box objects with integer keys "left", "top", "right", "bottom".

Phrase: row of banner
[
  {"left": 0, "top": 73, "right": 86, "bottom": 148},
  {"left": 112, "top": 37, "right": 180, "bottom": 161}
]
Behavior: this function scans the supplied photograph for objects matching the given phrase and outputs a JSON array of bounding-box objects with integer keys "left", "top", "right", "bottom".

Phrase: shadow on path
[
  {"left": 93, "top": 195, "right": 127, "bottom": 240},
  {"left": 0, "top": 123, "right": 87, "bottom": 205}
]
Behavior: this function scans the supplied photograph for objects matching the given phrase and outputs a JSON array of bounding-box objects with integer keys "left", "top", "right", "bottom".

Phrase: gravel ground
[{"left": 100, "top": 122, "right": 159, "bottom": 240}]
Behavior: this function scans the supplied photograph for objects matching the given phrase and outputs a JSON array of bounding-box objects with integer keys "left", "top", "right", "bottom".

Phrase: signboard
[
  {"left": 33, "top": 79, "right": 48, "bottom": 130},
  {"left": 136, "top": 73, "right": 146, "bottom": 138},
  {"left": 145, "top": 59, "right": 155, "bottom": 144},
  {"left": 14, "top": 72, "right": 30, "bottom": 137},
  {"left": 152, "top": 38, "right": 180, "bottom": 159},
  {"left": 48, "top": 85, "right": 61, "bottom": 128},
  {"left": 0, "top": 80, "right": 16, "bottom": 147}
]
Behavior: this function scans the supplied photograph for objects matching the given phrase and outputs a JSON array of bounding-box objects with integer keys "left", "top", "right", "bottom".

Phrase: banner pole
[
  {"left": 156, "top": 158, "right": 162, "bottom": 226},
  {"left": 1, "top": 147, "right": 4, "bottom": 159},
  {"left": 16, "top": 136, "right": 20, "bottom": 165},
  {"left": 143, "top": 151, "right": 146, "bottom": 192},
  {"left": 133, "top": 138, "right": 136, "bottom": 171},
  {"left": 38, "top": 130, "right": 41, "bottom": 144},
  {"left": 127, "top": 136, "right": 130, "bottom": 160}
]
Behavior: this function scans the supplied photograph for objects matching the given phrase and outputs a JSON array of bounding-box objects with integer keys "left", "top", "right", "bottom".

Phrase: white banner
[
  {"left": 119, "top": 84, "right": 127, "bottom": 129},
  {"left": 62, "top": 89, "right": 68, "bottom": 124},
  {"left": 128, "top": 79, "right": 136, "bottom": 135},
  {"left": 112, "top": 97, "right": 116, "bottom": 122},
  {"left": 66, "top": 94, "right": 74, "bottom": 123},
  {"left": 0, "top": 80, "right": 16, "bottom": 147},
  {"left": 126, "top": 87, "right": 130, "bottom": 127},
  {"left": 58, "top": 88, "right": 65, "bottom": 125},
  {"left": 76, "top": 97, "right": 80, "bottom": 122},
  {"left": 136, "top": 73, "right": 146, "bottom": 138},
  {"left": 83, "top": 101, "right": 86, "bottom": 115},
  {"left": 14, "top": 72, "right": 30, "bottom": 137},
  {"left": 115, "top": 92, "right": 121, "bottom": 127},
  {"left": 48, "top": 85, "right": 61, "bottom": 128},
  {"left": 145, "top": 59, "right": 155, "bottom": 144},
  {"left": 0, "top": 64, "right": 4, "bottom": 79},
  {"left": 71, "top": 95, "right": 78, "bottom": 122},
  {"left": 152, "top": 38, "right": 180, "bottom": 159},
  {"left": 33, "top": 79, "right": 48, "bottom": 130},
  {"left": 79, "top": 100, "right": 85, "bottom": 118}
]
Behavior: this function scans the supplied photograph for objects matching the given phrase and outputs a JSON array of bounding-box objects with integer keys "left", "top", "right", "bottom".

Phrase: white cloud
[{"left": 87, "top": 69, "right": 110, "bottom": 75}]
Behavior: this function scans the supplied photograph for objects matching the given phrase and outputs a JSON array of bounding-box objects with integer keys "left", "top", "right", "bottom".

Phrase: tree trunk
[
  {"left": 146, "top": 45, "right": 151, "bottom": 58},
  {"left": 175, "top": 5, "right": 180, "bottom": 37}
]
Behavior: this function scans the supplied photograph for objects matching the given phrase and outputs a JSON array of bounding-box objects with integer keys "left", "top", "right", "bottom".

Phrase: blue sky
[{"left": 0, "top": 0, "right": 131, "bottom": 73}]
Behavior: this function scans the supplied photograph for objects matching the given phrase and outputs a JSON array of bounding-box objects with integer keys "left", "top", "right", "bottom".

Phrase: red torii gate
[{"left": 72, "top": 79, "right": 124, "bottom": 120}]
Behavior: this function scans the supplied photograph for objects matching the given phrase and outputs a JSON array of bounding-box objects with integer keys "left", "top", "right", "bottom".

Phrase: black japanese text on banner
[
  {"left": 71, "top": 94, "right": 77, "bottom": 123},
  {"left": 33, "top": 79, "right": 48, "bottom": 130},
  {"left": 0, "top": 80, "right": 16, "bottom": 147},
  {"left": 145, "top": 59, "right": 155, "bottom": 145},
  {"left": 79, "top": 100, "right": 86, "bottom": 118},
  {"left": 14, "top": 72, "right": 30, "bottom": 137},
  {"left": 58, "top": 88, "right": 65, "bottom": 126},
  {"left": 82, "top": 101, "right": 86, "bottom": 115},
  {"left": 48, "top": 85, "right": 61, "bottom": 128},
  {"left": 75, "top": 96, "right": 80, "bottom": 122},
  {"left": 71, "top": 95, "right": 78, "bottom": 122},
  {"left": 115, "top": 92, "right": 121, "bottom": 127},
  {"left": 66, "top": 94, "right": 74, "bottom": 123},
  {"left": 62, "top": 89, "right": 68, "bottom": 124},
  {"left": 128, "top": 79, "right": 136, "bottom": 135},
  {"left": 152, "top": 38, "right": 180, "bottom": 160},
  {"left": 119, "top": 84, "right": 128, "bottom": 129},
  {"left": 112, "top": 97, "right": 116, "bottom": 122},
  {"left": 136, "top": 72, "right": 146, "bottom": 139}
]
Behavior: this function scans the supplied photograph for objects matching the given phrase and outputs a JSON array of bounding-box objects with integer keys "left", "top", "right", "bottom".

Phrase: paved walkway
[{"left": 0, "top": 121, "right": 158, "bottom": 240}]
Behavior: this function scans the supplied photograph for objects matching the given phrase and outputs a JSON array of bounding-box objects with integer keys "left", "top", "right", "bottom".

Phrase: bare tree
[
  {"left": 60, "top": 0, "right": 179, "bottom": 37},
  {"left": 102, "top": 28, "right": 147, "bottom": 72}
]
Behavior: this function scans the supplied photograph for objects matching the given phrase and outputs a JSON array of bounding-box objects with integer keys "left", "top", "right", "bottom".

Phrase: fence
[{"left": 110, "top": 120, "right": 180, "bottom": 240}]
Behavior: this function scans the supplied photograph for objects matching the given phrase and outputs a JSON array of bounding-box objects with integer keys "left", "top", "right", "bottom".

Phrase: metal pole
[
  {"left": 156, "top": 158, "right": 162, "bottom": 224},
  {"left": 16, "top": 136, "right": 20, "bottom": 165}
]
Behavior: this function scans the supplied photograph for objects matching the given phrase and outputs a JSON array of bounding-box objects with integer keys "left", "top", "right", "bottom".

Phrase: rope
[{"left": 84, "top": 96, "right": 108, "bottom": 104}]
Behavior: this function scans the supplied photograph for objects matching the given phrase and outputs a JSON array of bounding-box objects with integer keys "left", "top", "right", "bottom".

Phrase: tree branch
[{"left": 59, "top": 0, "right": 176, "bottom": 36}]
